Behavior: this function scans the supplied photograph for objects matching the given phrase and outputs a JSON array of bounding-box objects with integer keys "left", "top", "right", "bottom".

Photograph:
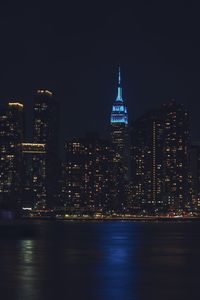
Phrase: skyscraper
[
  {"left": 22, "top": 143, "right": 46, "bottom": 209},
  {"left": 130, "top": 100, "right": 190, "bottom": 213},
  {"left": 130, "top": 110, "right": 163, "bottom": 213},
  {"left": 110, "top": 67, "right": 130, "bottom": 211},
  {"left": 33, "top": 90, "right": 59, "bottom": 207},
  {"left": 162, "top": 100, "right": 190, "bottom": 211},
  {"left": 0, "top": 102, "right": 24, "bottom": 212},
  {"left": 188, "top": 143, "right": 200, "bottom": 211}
]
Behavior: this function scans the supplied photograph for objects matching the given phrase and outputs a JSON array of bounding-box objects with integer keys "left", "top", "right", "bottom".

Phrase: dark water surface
[{"left": 0, "top": 221, "right": 200, "bottom": 300}]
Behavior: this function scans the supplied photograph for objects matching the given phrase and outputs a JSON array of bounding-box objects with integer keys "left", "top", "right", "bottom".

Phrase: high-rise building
[
  {"left": 62, "top": 134, "right": 115, "bottom": 214},
  {"left": 33, "top": 90, "right": 59, "bottom": 207},
  {"left": 162, "top": 100, "right": 190, "bottom": 211},
  {"left": 110, "top": 67, "right": 130, "bottom": 211},
  {"left": 130, "top": 110, "right": 163, "bottom": 213},
  {"left": 22, "top": 143, "right": 46, "bottom": 209},
  {"left": 188, "top": 143, "right": 200, "bottom": 211},
  {"left": 130, "top": 100, "right": 190, "bottom": 213},
  {"left": 0, "top": 102, "right": 24, "bottom": 211}
]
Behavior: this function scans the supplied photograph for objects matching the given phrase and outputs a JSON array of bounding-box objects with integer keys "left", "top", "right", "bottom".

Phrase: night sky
[{"left": 1, "top": 1, "right": 200, "bottom": 152}]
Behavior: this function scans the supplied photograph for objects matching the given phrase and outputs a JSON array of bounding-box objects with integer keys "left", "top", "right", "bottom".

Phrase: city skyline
[
  {"left": 0, "top": 68, "right": 198, "bottom": 153},
  {"left": 0, "top": 77, "right": 198, "bottom": 215},
  {"left": 0, "top": 2, "right": 200, "bottom": 143}
]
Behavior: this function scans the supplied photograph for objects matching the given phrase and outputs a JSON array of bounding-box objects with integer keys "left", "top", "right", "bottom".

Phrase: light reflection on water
[
  {"left": 95, "top": 223, "right": 138, "bottom": 300},
  {"left": 0, "top": 221, "right": 200, "bottom": 300},
  {"left": 17, "top": 240, "right": 39, "bottom": 300}
]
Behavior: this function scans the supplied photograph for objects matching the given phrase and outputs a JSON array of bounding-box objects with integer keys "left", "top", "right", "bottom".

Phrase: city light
[
  {"left": 8, "top": 102, "right": 24, "bottom": 109},
  {"left": 0, "top": 75, "right": 199, "bottom": 218}
]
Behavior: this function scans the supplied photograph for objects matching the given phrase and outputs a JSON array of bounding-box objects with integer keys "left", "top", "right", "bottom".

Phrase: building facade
[
  {"left": 130, "top": 100, "right": 190, "bottom": 213},
  {"left": 22, "top": 143, "right": 46, "bottom": 209},
  {"left": 62, "top": 134, "right": 115, "bottom": 214},
  {"left": 161, "top": 100, "right": 190, "bottom": 211},
  {"left": 130, "top": 110, "right": 163, "bottom": 213},
  {"left": 33, "top": 90, "right": 59, "bottom": 207},
  {"left": 0, "top": 102, "right": 24, "bottom": 211},
  {"left": 110, "top": 67, "right": 130, "bottom": 211},
  {"left": 188, "top": 143, "right": 200, "bottom": 211}
]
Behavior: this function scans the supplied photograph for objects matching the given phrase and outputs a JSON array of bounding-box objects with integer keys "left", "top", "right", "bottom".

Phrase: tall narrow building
[
  {"left": 130, "top": 110, "right": 164, "bottom": 213},
  {"left": 0, "top": 102, "right": 24, "bottom": 212},
  {"left": 188, "top": 143, "right": 200, "bottom": 211},
  {"left": 22, "top": 143, "right": 47, "bottom": 209},
  {"left": 162, "top": 100, "right": 190, "bottom": 211},
  {"left": 110, "top": 67, "right": 130, "bottom": 211},
  {"left": 33, "top": 90, "right": 59, "bottom": 208}
]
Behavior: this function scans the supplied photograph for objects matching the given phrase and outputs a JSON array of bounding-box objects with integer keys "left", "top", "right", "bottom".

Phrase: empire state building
[{"left": 110, "top": 66, "right": 129, "bottom": 181}]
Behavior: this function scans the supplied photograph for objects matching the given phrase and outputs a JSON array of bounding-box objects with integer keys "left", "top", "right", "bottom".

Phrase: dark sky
[{"left": 1, "top": 1, "right": 200, "bottom": 150}]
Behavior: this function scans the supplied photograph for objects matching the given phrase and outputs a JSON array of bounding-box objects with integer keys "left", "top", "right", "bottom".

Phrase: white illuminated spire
[{"left": 116, "top": 65, "right": 123, "bottom": 102}]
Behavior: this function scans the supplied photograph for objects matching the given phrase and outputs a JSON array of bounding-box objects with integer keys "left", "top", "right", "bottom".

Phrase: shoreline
[{"left": 21, "top": 216, "right": 200, "bottom": 222}]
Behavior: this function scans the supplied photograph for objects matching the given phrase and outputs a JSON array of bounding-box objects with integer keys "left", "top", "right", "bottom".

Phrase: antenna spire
[
  {"left": 116, "top": 65, "right": 123, "bottom": 102},
  {"left": 118, "top": 65, "right": 121, "bottom": 86}
]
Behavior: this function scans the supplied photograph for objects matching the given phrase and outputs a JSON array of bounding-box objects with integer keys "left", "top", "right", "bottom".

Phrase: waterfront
[{"left": 0, "top": 221, "right": 200, "bottom": 300}]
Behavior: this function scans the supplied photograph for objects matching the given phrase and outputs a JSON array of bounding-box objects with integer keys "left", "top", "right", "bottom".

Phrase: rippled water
[{"left": 0, "top": 221, "right": 200, "bottom": 300}]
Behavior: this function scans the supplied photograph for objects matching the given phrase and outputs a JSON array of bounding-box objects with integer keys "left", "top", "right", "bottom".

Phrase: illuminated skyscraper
[
  {"left": 162, "top": 100, "right": 190, "bottom": 211},
  {"left": 130, "top": 110, "right": 164, "bottom": 213},
  {"left": 0, "top": 102, "right": 24, "bottom": 211},
  {"left": 130, "top": 100, "right": 190, "bottom": 213},
  {"left": 22, "top": 143, "right": 47, "bottom": 209},
  {"left": 110, "top": 67, "right": 130, "bottom": 211},
  {"left": 188, "top": 143, "right": 200, "bottom": 211},
  {"left": 33, "top": 90, "right": 59, "bottom": 207}
]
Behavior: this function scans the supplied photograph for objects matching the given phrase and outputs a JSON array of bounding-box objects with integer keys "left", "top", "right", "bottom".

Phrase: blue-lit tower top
[{"left": 110, "top": 66, "right": 128, "bottom": 125}]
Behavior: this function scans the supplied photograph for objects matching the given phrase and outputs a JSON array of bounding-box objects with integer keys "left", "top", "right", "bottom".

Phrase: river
[{"left": 0, "top": 221, "right": 199, "bottom": 300}]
